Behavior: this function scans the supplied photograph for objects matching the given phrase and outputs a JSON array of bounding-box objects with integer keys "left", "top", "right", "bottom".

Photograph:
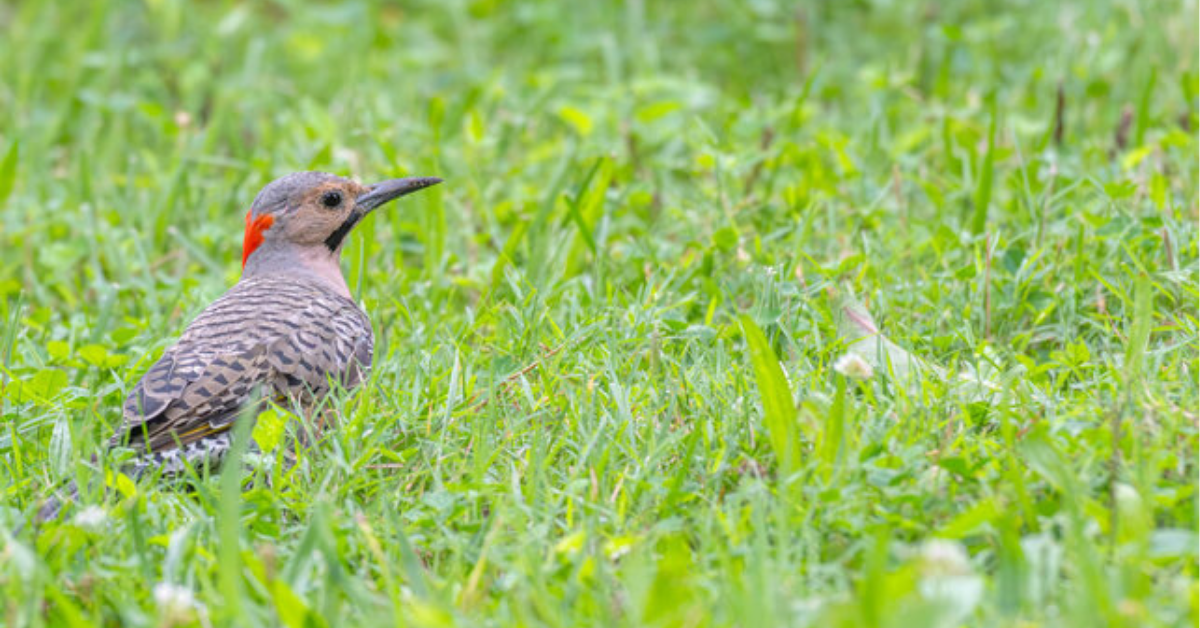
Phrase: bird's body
[
  {"left": 116, "top": 273, "right": 373, "bottom": 473},
  {"left": 34, "top": 171, "right": 441, "bottom": 523}
]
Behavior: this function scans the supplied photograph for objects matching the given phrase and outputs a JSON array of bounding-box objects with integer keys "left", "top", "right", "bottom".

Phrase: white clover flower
[
  {"left": 1114, "top": 483, "right": 1141, "bottom": 509},
  {"left": 919, "top": 539, "right": 972, "bottom": 577},
  {"left": 73, "top": 505, "right": 107, "bottom": 531},
  {"left": 917, "top": 539, "right": 982, "bottom": 621},
  {"left": 833, "top": 353, "right": 874, "bottom": 380},
  {"left": 154, "top": 582, "right": 200, "bottom": 625}
]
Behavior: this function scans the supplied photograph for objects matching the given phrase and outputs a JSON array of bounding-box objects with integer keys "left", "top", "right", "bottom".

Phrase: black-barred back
[{"left": 115, "top": 274, "right": 373, "bottom": 457}]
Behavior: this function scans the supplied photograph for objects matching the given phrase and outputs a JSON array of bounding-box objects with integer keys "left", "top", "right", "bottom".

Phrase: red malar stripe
[{"left": 242, "top": 211, "right": 275, "bottom": 268}]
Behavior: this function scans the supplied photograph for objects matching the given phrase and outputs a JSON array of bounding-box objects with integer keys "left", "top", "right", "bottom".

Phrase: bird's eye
[{"left": 320, "top": 191, "right": 343, "bottom": 208}]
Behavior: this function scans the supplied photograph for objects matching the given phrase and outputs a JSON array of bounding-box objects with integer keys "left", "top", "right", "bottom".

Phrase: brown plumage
[
  {"left": 115, "top": 274, "right": 373, "bottom": 471},
  {"left": 36, "top": 171, "right": 441, "bottom": 522}
]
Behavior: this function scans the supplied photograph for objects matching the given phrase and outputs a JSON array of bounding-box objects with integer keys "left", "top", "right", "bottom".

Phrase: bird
[{"left": 36, "top": 171, "right": 442, "bottom": 522}]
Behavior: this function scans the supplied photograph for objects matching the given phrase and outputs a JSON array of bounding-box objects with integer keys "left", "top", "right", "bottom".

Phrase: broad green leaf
[
  {"left": 109, "top": 471, "right": 138, "bottom": 498},
  {"left": 635, "top": 100, "right": 682, "bottom": 123},
  {"left": 44, "top": 586, "right": 90, "bottom": 628},
  {"left": 272, "top": 579, "right": 324, "bottom": 628},
  {"left": 79, "top": 343, "right": 129, "bottom": 368},
  {"left": 47, "top": 340, "right": 71, "bottom": 362},
  {"left": 939, "top": 498, "right": 999, "bottom": 538},
  {"left": 558, "top": 105, "right": 593, "bottom": 136},
  {"left": 6, "top": 368, "right": 68, "bottom": 403},
  {"left": 251, "top": 407, "right": 287, "bottom": 454},
  {"left": 819, "top": 374, "right": 846, "bottom": 473},
  {"left": 740, "top": 315, "right": 799, "bottom": 473},
  {"left": 554, "top": 530, "right": 586, "bottom": 556},
  {"left": 0, "top": 140, "right": 17, "bottom": 203},
  {"left": 971, "top": 102, "right": 996, "bottom": 235},
  {"left": 1018, "top": 428, "right": 1079, "bottom": 498}
]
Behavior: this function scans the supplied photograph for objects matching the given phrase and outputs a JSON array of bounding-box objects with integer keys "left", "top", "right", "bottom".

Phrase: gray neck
[{"left": 242, "top": 243, "right": 350, "bottom": 299}]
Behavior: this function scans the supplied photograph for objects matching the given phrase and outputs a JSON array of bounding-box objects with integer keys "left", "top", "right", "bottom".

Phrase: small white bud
[
  {"left": 833, "top": 353, "right": 874, "bottom": 379},
  {"left": 919, "top": 539, "right": 972, "bottom": 576},
  {"left": 154, "top": 582, "right": 200, "bottom": 625},
  {"left": 73, "top": 505, "right": 107, "bottom": 531}
]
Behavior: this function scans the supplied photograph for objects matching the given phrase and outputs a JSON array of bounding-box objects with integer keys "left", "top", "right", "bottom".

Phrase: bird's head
[{"left": 241, "top": 171, "right": 442, "bottom": 270}]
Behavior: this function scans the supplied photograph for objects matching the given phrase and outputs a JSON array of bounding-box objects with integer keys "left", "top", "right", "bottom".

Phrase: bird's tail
[
  {"left": 27, "top": 453, "right": 224, "bottom": 530},
  {"left": 34, "top": 480, "right": 79, "bottom": 524},
  {"left": 30, "top": 456, "right": 166, "bottom": 528}
]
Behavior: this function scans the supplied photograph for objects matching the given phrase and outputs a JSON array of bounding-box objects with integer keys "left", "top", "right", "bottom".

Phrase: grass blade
[
  {"left": 1125, "top": 272, "right": 1153, "bottom": 384},
  {"left": 740, "top": 315, "right": 799, "bottom": 474},
  {"left": 971, "top": 101, "right": 997, "bottom": 235},
  {"left": 0, "top": 141, "right": 17, "bottom": 204}
]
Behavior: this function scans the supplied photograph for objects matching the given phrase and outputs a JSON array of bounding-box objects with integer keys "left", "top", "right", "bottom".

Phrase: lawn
[{"left": 1, "top": 0, "right": 1197, "bottom": 626}]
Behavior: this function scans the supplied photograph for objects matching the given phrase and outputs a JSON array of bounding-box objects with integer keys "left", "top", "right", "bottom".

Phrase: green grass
[{"left": 1, "top": 0, "right": 1197, "bottom": 626}]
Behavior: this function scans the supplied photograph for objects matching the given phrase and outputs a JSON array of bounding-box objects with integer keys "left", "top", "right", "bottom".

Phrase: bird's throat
[
  {"left": 323, "top": 212, "right": 362, "bottom": 252},
  {"left": 242, "top": 244, "right": 352, "bottom": 299}
]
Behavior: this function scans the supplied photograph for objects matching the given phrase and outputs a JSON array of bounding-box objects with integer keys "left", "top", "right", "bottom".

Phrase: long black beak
[{"left": 356, "top": 177, "right": 443, "bottom": 213}]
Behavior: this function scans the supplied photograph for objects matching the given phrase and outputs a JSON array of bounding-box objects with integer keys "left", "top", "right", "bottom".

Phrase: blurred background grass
[{"left": 1, "top": 0, "right": 1197, "bottom": 626}]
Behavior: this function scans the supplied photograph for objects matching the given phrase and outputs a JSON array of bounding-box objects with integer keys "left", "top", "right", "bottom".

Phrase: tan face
[
  {"left": 243, "top": 173, "right": 443, "bottom": 270},
  {"left": 279, "top": 179, "right": 371, "bottom": 248}
]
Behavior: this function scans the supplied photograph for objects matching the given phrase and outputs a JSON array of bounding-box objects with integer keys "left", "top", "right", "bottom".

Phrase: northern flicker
[{"left": 37, "top": 171, "right": 441, "bottom": 521}]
